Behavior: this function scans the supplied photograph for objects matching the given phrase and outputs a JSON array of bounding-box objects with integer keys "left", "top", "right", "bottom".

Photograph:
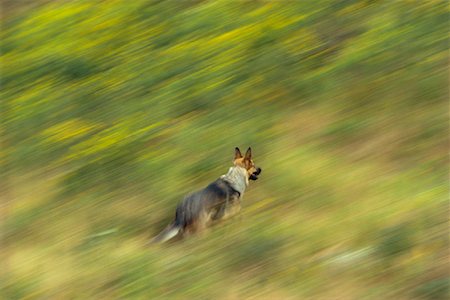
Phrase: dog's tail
[{"left": 149, "top": 223, "right": 181, "bottom": 244}]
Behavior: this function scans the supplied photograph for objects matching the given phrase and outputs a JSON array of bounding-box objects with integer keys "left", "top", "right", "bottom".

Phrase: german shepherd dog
[{"left": 151, "top": 147, "right": 261, "bottom": 243}]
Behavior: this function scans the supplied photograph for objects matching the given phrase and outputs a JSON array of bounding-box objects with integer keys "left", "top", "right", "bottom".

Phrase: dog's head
[{"left": 233, "top": 147, "right": 262, "bottom": 181}]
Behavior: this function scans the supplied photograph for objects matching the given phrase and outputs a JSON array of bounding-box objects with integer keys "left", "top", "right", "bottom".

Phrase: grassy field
[{"left": 2, "top": 1, "right": 449, "bottom": 299}]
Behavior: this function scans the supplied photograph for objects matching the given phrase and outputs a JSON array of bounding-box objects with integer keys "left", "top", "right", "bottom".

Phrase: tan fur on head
[{"left": 234, "top": 147, "right": 258, "bottom": 178}]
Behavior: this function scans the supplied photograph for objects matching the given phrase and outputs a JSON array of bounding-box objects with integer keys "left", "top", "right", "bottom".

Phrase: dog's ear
[
  {"left": 244, "top": 147, "right": 252, "bottom": 161},
  {"left": 234, "top": 147, "right": 243, "bottom": 159}
]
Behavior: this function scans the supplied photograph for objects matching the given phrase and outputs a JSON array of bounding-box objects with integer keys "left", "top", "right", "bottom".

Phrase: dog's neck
[{"left": 220, "top": 166, "right": 248, "bottom": 196}]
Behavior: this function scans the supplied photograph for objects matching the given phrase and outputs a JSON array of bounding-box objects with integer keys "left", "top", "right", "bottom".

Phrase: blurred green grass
[{"left": 1, "top": 1, "right": 449, "bottom": 299}]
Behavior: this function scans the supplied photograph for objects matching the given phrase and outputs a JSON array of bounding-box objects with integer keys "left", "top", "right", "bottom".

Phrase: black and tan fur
[{"left": 151, "top": 147, "right": 261, "bottom": 243}]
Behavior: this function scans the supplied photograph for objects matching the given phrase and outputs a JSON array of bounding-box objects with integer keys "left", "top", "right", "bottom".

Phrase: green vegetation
[{"left": 2, "top": 0, "right": 448, "bottom": 299}]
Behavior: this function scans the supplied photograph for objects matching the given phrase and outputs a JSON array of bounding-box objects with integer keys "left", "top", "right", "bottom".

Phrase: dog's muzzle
[{"left": 249, "top": 167, "right": 262, "bottom": 181}]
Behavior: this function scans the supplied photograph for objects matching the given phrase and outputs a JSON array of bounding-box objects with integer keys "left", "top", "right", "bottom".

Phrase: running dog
[{"left": 151, "top": 147, "right": 262, "bottom": 243}]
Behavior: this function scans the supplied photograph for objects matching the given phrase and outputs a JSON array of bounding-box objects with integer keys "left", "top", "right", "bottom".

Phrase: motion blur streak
[{"left": 2, "top": 1, "right": 448, "bottom": 299}]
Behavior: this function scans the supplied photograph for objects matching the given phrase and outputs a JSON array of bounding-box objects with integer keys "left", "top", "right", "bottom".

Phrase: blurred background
[{"left": 1, "top": 0, "right": 448, "bottom": 299}]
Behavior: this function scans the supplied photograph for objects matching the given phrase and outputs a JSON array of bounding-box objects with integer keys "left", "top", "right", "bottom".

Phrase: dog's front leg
[
  {"left": 222, "top": 196, "right": 241, "bottom": 221},
  {"left": 211, "top": 190, "right": 230, "bottom": 222}
]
